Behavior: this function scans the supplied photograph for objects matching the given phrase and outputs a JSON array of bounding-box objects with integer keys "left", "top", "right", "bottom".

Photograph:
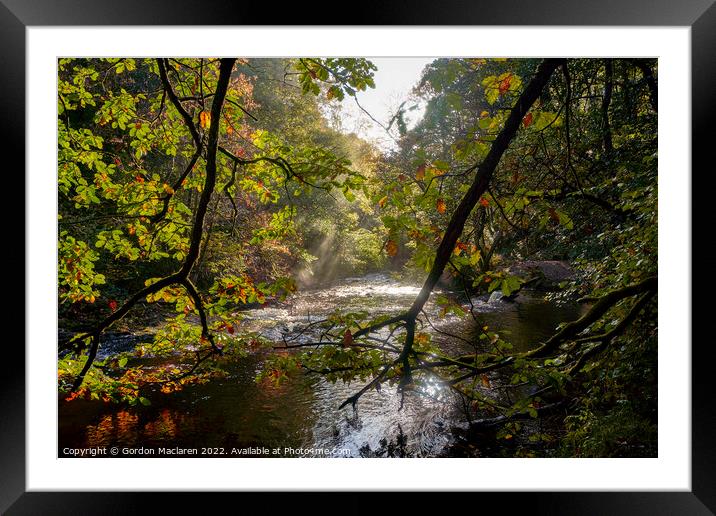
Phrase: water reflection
[
  {"left": 59, "top": 274, "right": 584, "bottom": 457},
  {"left": 85, "top": 411, "right": 139, "bottom": 447}
]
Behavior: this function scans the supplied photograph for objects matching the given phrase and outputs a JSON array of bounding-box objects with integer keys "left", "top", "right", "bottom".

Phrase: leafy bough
[
  {"left": 61, "top": 58, "right": 238, "bottom": 391},
  {"left": 271, "top": 59, "right": 657, "bottom": 422}
]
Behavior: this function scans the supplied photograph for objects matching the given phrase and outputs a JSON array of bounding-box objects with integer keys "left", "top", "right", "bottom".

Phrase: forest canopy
[{"left": 58, "top": 57, "right": 657, "bottom": 457}]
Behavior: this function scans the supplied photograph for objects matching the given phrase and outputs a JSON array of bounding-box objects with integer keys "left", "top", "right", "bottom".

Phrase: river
[{"left": 58, "top": 273, "right": 584, "bottom": 457}]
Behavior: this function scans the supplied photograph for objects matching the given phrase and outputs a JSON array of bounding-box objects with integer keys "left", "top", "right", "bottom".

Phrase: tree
[
  {"left": 58, "top": 56, "right": 658, "bottom": 456},
  {"left": 267, "top": 58, "right": 658, "bottom": 456},
  {"left": 58, "top": 57, "right": 377, "bottom": 403}
]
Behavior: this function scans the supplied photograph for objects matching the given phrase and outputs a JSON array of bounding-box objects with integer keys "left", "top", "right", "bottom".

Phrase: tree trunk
[{"left": 407, "top": 59, "right": 563, "bottom": 319}]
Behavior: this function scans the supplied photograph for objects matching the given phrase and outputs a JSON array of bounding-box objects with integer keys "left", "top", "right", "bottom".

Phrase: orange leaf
[
  {"left": 522, "top": 112, "right": 533, "bottom": 127},
  {"left": 342, "top": 329, "right": 353, "bottom": 347},
  {"left": 481, "top": 374, "right": 491, "bottom": 388},
  {"left": 64, "top": 391, "right": 81, "bottom": 402},
  {"left": 415, "top": 164, "right": 426, "bottom": 180},
  {"left": 479, "top": 197, "right": 489, "bottom": 207},
  {"left": 199, "top": 111, "right": 211, "bottom": 129},
  {"left": 378, "top": 196, "right": 388, "bottom": 208},
  {"left": 454, "top": 241, "right": 468, "bottom": 255},
  {"left": 386, "top": 239, "right": 398, "bottom": 257},
  {"left": 436, "top": 198, "right": 446, "bottom": 214}
]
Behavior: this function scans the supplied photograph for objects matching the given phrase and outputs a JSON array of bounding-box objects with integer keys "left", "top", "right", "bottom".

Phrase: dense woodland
[{"left": 58, "top": 57, "right": 657, "bottom": 457}]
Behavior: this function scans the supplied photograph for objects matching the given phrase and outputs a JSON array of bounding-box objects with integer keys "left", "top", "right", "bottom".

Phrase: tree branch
[
  {"left": 66, "top": 58, "right": 237, "bottom": 391},
  {"left": 407, "top": 59, "right": 564, "bottom": 319}
]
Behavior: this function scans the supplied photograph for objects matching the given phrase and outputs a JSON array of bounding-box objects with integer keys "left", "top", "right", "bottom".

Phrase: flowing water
[{"left": 58, "top": 273, "right": 584, "bottom": 457}]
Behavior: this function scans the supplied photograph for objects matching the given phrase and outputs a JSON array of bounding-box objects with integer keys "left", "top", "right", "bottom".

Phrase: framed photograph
[{"left": 5, "top": 0, "right": 713, "bottom": 512}]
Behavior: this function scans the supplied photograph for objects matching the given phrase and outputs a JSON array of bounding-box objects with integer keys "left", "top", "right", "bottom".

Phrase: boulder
[{"left": 508, "top": 260, "right": 574, "bottom": 290}]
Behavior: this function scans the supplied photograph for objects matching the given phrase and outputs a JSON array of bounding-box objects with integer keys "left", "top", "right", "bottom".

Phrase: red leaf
[
  {"left": 108, "top": 299, "right": 118, "bottom": 312},
  {"left": 479, "top": 197, "right": 490, "bottom": 207},
  {"left": 522, "top": 112, "right": 533, "bottom": 128},
  {"left": 342, "top": 329, "right": 353, "bottom": 347},
  {"left": 498, "top": 74, "right": 512, "bottom": 95}
]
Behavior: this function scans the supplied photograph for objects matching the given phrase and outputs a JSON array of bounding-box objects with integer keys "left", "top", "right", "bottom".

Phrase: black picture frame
[{"left": 4, "top": 1, "right": 713, "bottom": 513}]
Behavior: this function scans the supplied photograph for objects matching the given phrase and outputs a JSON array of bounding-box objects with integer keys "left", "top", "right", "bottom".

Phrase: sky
[{"left": 331, "top": 57, "right": 435, "bottom": 152}]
